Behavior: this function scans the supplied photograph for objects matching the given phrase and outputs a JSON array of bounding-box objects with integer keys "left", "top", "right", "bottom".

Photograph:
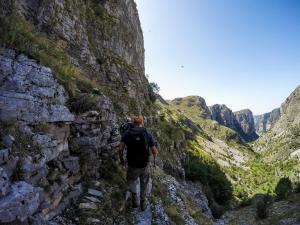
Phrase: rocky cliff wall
[
  {"left": 208, "top": 104, "right": 259, "bottom": 142},
  {"left": 0, "top": 48, "right": 124, "bottom": 224},
  {"left": 0, "top": 0, "right": 154, "bottom": 223},
  {"left": 209, "top": 104, "right": 236, "bottom": 130},
  {"left": 0, "top": 0, "right": 153, "bottom": 115},
  {"left": 254, "top": 108, "right": 281, "bottom": 134},
  {"left": 233, "top": 109, "right": 258, "bottom": 142},
  {"left": 275, "top": 85, "right": 300, "bottom": 133}
]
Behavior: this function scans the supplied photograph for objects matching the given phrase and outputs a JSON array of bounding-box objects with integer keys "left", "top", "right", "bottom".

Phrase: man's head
[{"left": 133, "top": 115, "right": 144, "bottom": 127}]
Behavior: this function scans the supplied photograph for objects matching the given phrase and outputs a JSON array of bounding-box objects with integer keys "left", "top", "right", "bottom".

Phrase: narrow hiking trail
[
  {"left": 134, "top": 207, "right": 152, "bottom": 225},
  {"left": 132, "top": 177, "right": 153, "bottom": 224}
]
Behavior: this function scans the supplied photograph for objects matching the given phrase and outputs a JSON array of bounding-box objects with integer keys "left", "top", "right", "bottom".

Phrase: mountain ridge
[{"left": 171, "top": 96, "right": 259, "bottom": 141}]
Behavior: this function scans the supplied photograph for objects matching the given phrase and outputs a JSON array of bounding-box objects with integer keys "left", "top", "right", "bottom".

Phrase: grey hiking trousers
[{"left": 126, "top": 165, "right": 150, "bottom": 200}]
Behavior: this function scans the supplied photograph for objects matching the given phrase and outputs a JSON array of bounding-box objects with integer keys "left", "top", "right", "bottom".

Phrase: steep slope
[
  {"left": 173, "top": 96, "right": 212, "bottom": 119},
  {"left": 273, "top": 85, "right": 300, "bottom": 134},
  {"left": 151, "top": 100, "right": 234, "bottom": 219},
  {"left": 169, "top": 95, "right": 299, "bottom": 201},
  {"left": 255, "top": 85, "right": 300, "bottom": 162},
  {"left": 170, "top": 97, "right": 268, "bottom": 198},
  {"left": 222, "top": 193, "right": 300, "bottom": 225},
  {"left": 170, "top": 96, "right": 242, "bottom": 143}
]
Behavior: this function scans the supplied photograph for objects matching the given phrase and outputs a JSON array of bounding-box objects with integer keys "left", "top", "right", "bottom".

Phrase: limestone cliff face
[
  {"left": 209, "top": 104, "right": 236, "bottom": 130},
  {"left": 254, "top": 108, "right": 281, "bottom": 134},
  {"left": 257, "top": 85, "right": 300, "bottom": 138},
  {"left": 276, "top": 85, "right": 300, "bottom": 132},
  {"left": 209, "top": 105, "right": 258, "bottom": 141},
  {"left": 0, "top": 0, "right": 152, "bottom": 114},
  {"left": 0, "top": 49, "right": 80, "bottom": 223},
  {"left": 234, "top": 109, "right": 258, "bottom": 142},
  {"left": 255, "top": 86, "right": 300, "bottom": 156},
  {"left": 0, "top": 47, "right": 124, "bottom": 222}
]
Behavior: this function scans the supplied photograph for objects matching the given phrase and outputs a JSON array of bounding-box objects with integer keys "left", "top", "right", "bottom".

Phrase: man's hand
[{"left": 151, "top": 146, "right": 158, "bottom": 159}]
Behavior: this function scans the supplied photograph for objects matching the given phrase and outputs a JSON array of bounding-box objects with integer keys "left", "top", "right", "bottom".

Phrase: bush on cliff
[
  {"left": 0, "top": 12, "right": 96, "bottom": 96},
  {"left": 275, "top": 177, "right": 292, "bottom": 200}
]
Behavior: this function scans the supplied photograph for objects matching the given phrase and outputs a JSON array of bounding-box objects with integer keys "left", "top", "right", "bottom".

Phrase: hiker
[{"left": 119, "top": 115, "right": 158, "bottom": 211}]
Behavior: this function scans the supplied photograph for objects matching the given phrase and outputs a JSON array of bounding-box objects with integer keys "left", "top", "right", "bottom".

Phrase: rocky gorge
[{"left": 0, "top": 0, "right": 300, "bottom": 225}]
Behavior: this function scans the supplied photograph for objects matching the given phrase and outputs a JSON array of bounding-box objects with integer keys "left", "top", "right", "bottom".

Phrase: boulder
[
  {"left": 0, "top": 49, "right": 74, "bottom": 123},
  {"left": 0, "top": 181, "right": 41, "bottom": 223},
  {"left": 88, "top": 189, "right": 103, "bottom": 198}
]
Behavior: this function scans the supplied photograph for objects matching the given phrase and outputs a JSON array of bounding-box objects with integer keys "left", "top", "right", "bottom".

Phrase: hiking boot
[
  {"left": 140, "top": 198, "right": 148, "bottom": 211},
  {"left": 132, "top": 193, "right": 139, "bottom": 208}
]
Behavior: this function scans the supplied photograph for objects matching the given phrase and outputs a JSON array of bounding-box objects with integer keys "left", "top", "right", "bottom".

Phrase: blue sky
[{"left": 135, "top": 0, "right": 300, "bottom": 114}]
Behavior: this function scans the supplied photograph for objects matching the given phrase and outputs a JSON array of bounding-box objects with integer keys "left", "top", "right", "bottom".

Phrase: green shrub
[
  {"left": 0, "top": 120, "right": 41, "bottom": 158},
  {"left": 165, "top": 205, "right": 186, "bottom": 225},
  {"left": 68, "top": 94, "right": 99, "bottom": 114},
  {"left": 275, "top": 177, "right": 292, "bottom": 200}
]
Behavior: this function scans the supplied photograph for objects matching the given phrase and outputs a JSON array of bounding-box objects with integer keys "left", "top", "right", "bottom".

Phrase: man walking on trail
[{"left": 119, "top": 115, "right": 158, "bottom": 211}]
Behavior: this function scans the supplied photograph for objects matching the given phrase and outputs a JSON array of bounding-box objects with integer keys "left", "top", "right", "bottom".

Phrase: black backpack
[
  {"left": 120, "top": 123, "right": 134, "bottom": 136},
  {"left": 125, "top": 127, "right": 150, "bottom": 168}
]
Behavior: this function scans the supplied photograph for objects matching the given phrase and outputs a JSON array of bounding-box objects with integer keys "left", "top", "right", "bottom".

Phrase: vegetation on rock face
[
  {"left": 150, "top": 101, "right": 233, "bottom": 217},
  {"left": 68, "top": 94, "right": 100, "bottom": 114},
  {"left": 0, "top": 13, "right": 96, "bottom": 96},
  {"left": 0, "top": 120, "right": 41, "bottom": 158},
  {"left": 0, "top": 0, "right": 153, "bottom": 116},
  {"left": 169, "top": 97, "right": 244, "bottom": 145}
]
